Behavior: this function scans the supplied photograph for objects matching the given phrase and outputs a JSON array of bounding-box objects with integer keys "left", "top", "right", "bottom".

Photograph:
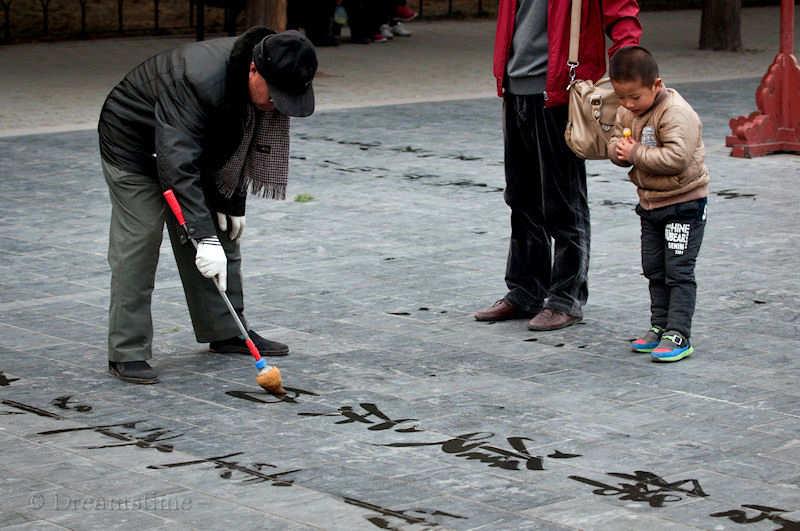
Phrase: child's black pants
[{"left": 637, "top": 198, "right": 707, "bottom": 338}]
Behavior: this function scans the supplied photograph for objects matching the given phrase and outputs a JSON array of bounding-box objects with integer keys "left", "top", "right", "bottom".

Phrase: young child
[{"left": 607, "top": 46, "right": 709, "bottom": 362}]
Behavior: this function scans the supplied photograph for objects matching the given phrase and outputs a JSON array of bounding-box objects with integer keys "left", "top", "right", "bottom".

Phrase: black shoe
[
  {"left": 210, "top": 330, "right": 289, "bottom": 357},
  {"left": 311, "top": 35, "right": 339, "bottom": 47},
  {"left": 108, "top": 361, "right": 159, "bottom": 384}
]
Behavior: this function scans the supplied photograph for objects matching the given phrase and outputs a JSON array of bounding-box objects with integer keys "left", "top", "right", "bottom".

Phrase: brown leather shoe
[
  {"left": 527, "top": 308, "right": 581, "bottom": 331},
  {"left": 475, "top": 299, "right": 524, "bottom": 321}
]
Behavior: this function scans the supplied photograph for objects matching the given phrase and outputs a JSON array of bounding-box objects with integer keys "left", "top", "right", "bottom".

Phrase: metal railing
[
  {"left": 0, "top": 0, "right": 235, "bottom": 43},
  {"left": 417, "top": 0, "right": 491, "bottom": 19},
  {"left": 1, "top": 0, "right": 495, "bottom": 44}
]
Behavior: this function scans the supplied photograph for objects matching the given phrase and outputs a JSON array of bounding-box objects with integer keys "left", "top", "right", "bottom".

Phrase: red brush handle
[
  {"left": 163, "top": 189, "right": 266, "bottom": 368},
  {"left": 163, "top": 190, "right": 186, "bottom": 227},
  {"left": 245, "top": 338, "right": 263, "bottom": 362}
]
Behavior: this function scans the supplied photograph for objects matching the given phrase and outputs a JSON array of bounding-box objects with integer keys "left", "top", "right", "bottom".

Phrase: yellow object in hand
[{"left": 623, "top": 128, "right": 632, "bottom": 139}]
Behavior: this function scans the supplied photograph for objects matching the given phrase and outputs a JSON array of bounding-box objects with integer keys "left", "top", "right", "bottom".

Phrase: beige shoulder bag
[{"left": 564, "top": 0, "right": 620, "bottom": 160}]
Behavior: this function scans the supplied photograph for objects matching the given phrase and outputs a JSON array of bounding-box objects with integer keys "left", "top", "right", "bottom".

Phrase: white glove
[
  {"left": 217, "top": 212, "right": 246, "bottom": 241},
  {"left": 195, "top": 236, "right": 227, "bottom": 291}
]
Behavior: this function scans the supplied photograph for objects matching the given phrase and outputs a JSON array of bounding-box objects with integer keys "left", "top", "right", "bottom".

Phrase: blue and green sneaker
[
  {"left": 650, "top": 331, "right": 693, "bottom": 362},
  {"left": 631, "top": 325, "right": 664, "bottom": 353}
]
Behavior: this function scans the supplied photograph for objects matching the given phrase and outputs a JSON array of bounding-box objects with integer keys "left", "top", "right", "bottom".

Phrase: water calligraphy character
[
  {"left": 710, "top": 504, "right": 798, "bottom": 529},
  {"left": 51, "top": 395, "right": 92, "bottom": 412},
  {"left": 0, "top": 372, "right": 19, "bottom": 386}
]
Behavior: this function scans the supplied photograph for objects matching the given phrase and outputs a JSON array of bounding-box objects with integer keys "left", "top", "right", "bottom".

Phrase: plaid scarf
[{"left": 216, "top": 105, "right": 290, "bottom": 200}]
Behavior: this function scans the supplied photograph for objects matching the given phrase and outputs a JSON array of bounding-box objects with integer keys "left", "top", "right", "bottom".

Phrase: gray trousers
[{"left": 103, "top": 159, "right": 246, "bottom": 362}]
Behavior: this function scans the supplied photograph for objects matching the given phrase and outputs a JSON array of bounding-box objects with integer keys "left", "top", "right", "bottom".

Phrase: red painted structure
[{"left": 726, "top": 0, "right": 800, "bottom": 157}]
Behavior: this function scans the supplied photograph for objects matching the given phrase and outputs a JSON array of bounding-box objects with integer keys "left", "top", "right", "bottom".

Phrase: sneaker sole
[
  {"left": 631, "top": 342, "right": 659, "bottom": 353},
  {"left": 209, "top": 346, "right": 289, "bottom": 357},
  {"left": 108, "top": 367, "right": 159, "bottom": 384},
  {"left": 651, "top": 346, "right": 693, "bottom": 362}
]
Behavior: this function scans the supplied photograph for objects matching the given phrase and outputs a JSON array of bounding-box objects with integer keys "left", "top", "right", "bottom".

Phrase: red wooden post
[{"left": 726, "top": 0, "right": 800, "bottom": 157}]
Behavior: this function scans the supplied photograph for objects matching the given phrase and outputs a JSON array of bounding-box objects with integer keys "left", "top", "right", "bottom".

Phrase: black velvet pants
[{"left": 502, "top": 93, "right": 589, "bottom": 318}]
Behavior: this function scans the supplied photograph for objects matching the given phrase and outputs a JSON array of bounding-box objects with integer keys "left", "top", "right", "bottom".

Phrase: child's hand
[{"left": 616, "top": 137, "right": 636, "bottom": 163}]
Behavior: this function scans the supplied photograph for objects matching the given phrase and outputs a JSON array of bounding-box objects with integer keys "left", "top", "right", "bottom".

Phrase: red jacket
[{"left": 494, "top": 0, "right": 642, "bottom": 106}]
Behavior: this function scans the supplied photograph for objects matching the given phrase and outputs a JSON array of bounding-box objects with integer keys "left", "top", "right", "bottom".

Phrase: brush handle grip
[
  {"left": 163, "top": 190, "right": 186, "bottom": 226},
  {"left": 245, "top": 338, "right": 263, "bottom": 362}
]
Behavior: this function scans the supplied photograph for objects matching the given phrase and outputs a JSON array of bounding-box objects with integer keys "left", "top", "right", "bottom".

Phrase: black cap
[{"left": 253, "top": 30, "right": 317, "bottom": 117}]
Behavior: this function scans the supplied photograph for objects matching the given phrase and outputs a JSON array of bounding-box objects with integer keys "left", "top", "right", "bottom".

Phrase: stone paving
[
  {"left": 1, "top": 70, "right": 799, "bottom": 530},
  {"left": 2, "top": 4, "right": 800, "bottom": 528}
]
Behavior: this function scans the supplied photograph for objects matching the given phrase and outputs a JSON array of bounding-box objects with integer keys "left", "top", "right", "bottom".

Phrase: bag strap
[{"left": 567, "top": 0, "right": 581, "bottom": 85}]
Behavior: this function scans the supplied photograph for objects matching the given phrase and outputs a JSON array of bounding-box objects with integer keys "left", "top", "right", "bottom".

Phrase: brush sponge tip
[{"left": 256, "top": 366, "right": 286, "bottom": 395}]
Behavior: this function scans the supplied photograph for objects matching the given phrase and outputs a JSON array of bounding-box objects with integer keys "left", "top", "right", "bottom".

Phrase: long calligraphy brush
[{"left": 163, "top": 189, "right": 286, "bottom": 395}]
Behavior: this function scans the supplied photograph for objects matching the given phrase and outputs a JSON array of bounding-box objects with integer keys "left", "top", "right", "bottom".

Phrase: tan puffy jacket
[{"left": 608, "top": 88, "right": 709, "bottom": 210}]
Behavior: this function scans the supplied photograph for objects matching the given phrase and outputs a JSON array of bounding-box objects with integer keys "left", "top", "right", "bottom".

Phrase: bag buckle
[{"left": 567, "top": 61, "right": 579, "bottom": 87}]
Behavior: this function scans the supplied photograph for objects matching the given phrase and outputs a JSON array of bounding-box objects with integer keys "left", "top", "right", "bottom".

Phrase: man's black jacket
[{"left": 98, "top": 27, "right": 273, "bottom": 239}]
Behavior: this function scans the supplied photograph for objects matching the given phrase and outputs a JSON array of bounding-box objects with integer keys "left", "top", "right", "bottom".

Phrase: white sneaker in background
[
  {"left": 391, "top": 22, "right": 412, "bottom": 37},
  {"left": 379, "top": 24, "right": 394, "bottom": 39}
]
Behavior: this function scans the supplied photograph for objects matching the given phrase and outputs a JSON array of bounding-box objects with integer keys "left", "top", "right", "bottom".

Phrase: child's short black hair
[{"left": 609, "top": 46, "right": 659, "bottom": 86}]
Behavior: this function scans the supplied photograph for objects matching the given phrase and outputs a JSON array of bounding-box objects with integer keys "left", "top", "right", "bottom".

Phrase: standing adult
[
  {"left": 99, "top": 28, "right": 317, "bottom": 384},
  {"left": 475, "top": 0, "right": 641, "bottom": 330}
]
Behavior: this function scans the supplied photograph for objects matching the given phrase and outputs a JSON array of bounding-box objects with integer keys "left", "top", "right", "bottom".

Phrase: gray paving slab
[
  {"left": 1, "top": 43, "right": 800, "bottom": 531},
  {"left": 0, "top": 522, "right": 71, "bottom": 530}
]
